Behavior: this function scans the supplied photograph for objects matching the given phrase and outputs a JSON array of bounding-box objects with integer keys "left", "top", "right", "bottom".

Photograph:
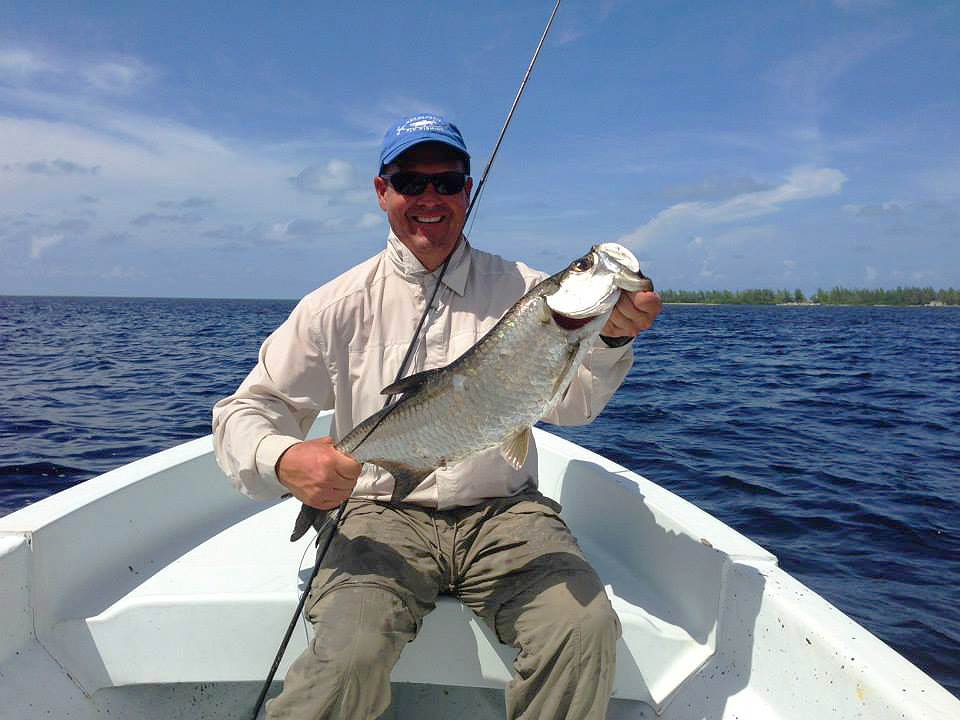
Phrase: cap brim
[{"left": 381, "top": 136, "right": 470, "bottom": 172}]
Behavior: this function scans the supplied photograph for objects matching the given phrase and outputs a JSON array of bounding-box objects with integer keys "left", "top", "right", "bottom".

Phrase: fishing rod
[
  {"left": 250, "top": 2, "right": 561, "bottom": 717},
  {"left": 351, "top": 0, "right": 562, "bottom": 451}
]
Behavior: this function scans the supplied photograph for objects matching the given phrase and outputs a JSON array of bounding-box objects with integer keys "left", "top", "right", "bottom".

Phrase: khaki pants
[{"left": 266, "top": 491, "right": 620, "bottom": 720}]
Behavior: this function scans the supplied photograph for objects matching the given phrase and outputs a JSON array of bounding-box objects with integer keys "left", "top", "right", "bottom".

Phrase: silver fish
[{"left": 290, "top": 243, "right": 652, "bottom": 541}]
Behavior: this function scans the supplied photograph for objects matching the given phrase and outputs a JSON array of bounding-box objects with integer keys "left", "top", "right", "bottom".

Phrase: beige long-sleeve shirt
[{"left": 212, "top": 233, "right": 634, "bottom": 509}]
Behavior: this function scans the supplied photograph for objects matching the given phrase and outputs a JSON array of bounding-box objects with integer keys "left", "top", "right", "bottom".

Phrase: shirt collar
[{"left": 385, "top": 230, "right": 472, "bottom": 296}]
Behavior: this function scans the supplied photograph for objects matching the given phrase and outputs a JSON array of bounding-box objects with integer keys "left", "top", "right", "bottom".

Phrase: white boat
[{"left": 1, "top": 411, "right": 957, "bottom": 719}]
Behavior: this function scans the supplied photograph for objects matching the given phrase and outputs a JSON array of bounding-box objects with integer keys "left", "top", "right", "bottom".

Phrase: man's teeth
[{"left": 413, "top": 216, "right": 443, "bottom": 224}]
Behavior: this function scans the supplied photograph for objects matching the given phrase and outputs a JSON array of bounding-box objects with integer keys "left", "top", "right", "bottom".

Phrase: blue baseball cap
[{"left": 379, "top": 113, "right": 470, "bottom": 174}]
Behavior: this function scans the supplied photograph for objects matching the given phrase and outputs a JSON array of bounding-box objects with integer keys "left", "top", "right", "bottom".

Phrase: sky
[{"left": 1, "top": 0, "right": 958, "bottom": 299}]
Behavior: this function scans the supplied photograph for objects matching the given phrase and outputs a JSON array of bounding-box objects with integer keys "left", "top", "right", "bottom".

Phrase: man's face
[{"left": 374, "top": 143, "right": 472, "bottom": 271}]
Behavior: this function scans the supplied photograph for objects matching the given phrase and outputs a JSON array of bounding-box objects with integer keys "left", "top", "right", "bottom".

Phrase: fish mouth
[
  {"left": 551, "top": 311, "right": 598, "bottom": 330},
  {"left": 545, "top": 243, "right": 649, "bottom": 320},
  {"left": 614, "top": 269, "right": 649, "bottom": 292},
  {"left": 598, "top": 242, "right": 650, "bottom": 293},
  {"left": 548, "top": 285, "right": 621, "bottom": 320}
]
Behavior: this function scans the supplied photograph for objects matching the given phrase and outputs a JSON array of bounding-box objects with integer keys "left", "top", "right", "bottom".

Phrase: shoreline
[{"left": 665, "top": 302, "right": 958, "bottom": 308}]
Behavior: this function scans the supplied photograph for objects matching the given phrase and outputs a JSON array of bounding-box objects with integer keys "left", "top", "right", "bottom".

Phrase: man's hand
[
  {"left": 276, "top": 437, "right": 362, "bottom": 510},
  {"left": 601, "top": 290, "right": 663, "bottom": 338}
]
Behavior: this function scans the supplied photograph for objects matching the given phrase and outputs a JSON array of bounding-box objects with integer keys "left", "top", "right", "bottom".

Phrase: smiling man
[
  {"left": 213, "top": 114, "right": 662, "bottom": 720},
  {"left": 375, "top": 139, "right": 472, "bottom": 271}
]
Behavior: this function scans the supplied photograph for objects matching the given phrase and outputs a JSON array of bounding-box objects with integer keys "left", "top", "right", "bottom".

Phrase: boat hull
[{"left": 1, "top": 411, "right": 957, "bottom": 719}]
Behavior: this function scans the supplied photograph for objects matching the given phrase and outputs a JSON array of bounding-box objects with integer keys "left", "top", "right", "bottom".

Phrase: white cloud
[
  {"left": 82, "top": 58, "right": 150, "bottom": 95},
  {"left": 0, "top": 49, "right": 53, "bottom": 78},
  {"left": 551, "top": 1, "right": 617, "bottom": 46},
  {"left": 769, "top": 30, "right": 905, "bottom": 112},
  {"left": 865, "top": 265, "right": 878, "bottom": 282},
  {"left": 101, "top": 265, "right": 144, "bottom": 280},
  {"left": 2, "top": 158, "right": 100, "bottom": 176},
  {"left": 0, "top": 45, "right": 152, "bottom": 97},
  {"left": 357, "top": 212, "right": 383, "bottom": 229},
  {"left": 30, "top": 233, "right": 64, "bottom": 258},
  {"left": 832, "top": 0, "right": 893, "bottom": 10},
  {"left": 619, "top": 167, "right": 847, "bottom": 249},
  {"left": 290, "top": 160, "right": 356, "bottom": 194},
  {"left": 844, "top": 201, "right": 904, "bottom": 218},
  {"left": 664, "top": 175, "right": 772, "bottom": 202},
  {"left": 344, "top": 96, "right": 448, "bottom": 138}
]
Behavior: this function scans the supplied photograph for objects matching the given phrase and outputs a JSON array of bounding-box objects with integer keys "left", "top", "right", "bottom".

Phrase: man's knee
[
  {"left": 500, "top": 577, "right": 620, "bottom": 656},
  {"left": 308, "top": 584, "right": 416, "bottom": 675},
  {"left": 578, "top": 592, "right": 621, "bottom": 654},
  {"left": 554, "top": 590, "right": 620, "bottom": 652}
]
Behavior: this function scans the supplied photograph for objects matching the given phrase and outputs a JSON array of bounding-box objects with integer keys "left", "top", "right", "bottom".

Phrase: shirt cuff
[
  {"left": 600, "top": 334, "right": 634, "bottom": 348},
  {"left": 588, "top": 336, "right": 634, "bottom": 366},
  {"left": 255, "top": 434, "right": 303, "bottom": 493}
]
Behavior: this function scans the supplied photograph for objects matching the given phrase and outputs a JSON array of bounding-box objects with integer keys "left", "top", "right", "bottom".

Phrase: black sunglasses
[{"left": 380, "top": 171, "right": 469, "bottom": 196}]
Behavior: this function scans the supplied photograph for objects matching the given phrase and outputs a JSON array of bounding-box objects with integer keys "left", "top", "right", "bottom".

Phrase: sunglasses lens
[
  {"left": 389, "top": 172, "right": 427, "bottom": 195},
  {"left": 387, "top": 172, "right": 466, "bottom": 196},
  {"left": 433, "top": 172, "right": 466, "bottom": 195}
]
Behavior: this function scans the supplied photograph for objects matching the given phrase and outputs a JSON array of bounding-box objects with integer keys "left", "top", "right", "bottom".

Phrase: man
[{"left": 213, "top": 113, "right": 662, "bottom": 719}]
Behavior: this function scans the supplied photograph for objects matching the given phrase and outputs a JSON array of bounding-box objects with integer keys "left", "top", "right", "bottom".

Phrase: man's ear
[{"left": 374, "top": 175, "right": 389, "bottom": 211}]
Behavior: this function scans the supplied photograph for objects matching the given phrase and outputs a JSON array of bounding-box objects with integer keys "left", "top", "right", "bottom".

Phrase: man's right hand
[{"left": 276, "top": 437, "right": 362, "bottom": 509}]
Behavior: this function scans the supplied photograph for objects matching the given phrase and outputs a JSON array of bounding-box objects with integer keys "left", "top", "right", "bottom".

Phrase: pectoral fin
[
  {"left": 375, "top": 461, "right": 434, "bottom": 503},
  {"left": 500, "top": 427, "right": 532, "bottom": 470},
  {"left": 551, "top": 341, "right": 581, "bottom": 399}
]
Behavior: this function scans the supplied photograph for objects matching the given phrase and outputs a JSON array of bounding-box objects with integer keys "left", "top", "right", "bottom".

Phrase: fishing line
[{"left": 250, "top": 3, "right": 561, "bottom": 717}]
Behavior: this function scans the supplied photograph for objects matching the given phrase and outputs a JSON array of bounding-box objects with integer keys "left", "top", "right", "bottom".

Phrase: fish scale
[{"left": 290, "top": 243, "right": 650, "bottom": 541}]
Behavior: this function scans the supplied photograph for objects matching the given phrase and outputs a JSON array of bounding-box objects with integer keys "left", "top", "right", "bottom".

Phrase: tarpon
[{"left": 290, "top": 243, "right": 652, "bottom": 541}]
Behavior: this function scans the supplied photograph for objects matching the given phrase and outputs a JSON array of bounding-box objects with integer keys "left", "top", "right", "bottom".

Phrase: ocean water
[{"left": 1, "top": 295, "right": 958, "bottom": 697}]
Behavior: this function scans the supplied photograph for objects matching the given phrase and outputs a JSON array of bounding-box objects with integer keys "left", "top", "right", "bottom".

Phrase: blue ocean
[{"left": 1, "top": 295, "right": 958, "bottom": 697}]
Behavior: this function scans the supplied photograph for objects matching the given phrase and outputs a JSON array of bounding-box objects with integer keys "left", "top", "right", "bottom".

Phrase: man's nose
[{"left": 418, "top": 182, "right": 444, "bottom": 202}]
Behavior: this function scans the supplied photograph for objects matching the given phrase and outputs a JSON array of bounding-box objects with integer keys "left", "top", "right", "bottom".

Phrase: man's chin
[{"left": 411, "top": 227, "right": 458, "bottom": 250}]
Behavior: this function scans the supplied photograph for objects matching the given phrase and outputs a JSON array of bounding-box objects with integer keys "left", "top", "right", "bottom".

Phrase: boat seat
[{"left": 36, "top": 431, "right": 744, "bottom": 714}]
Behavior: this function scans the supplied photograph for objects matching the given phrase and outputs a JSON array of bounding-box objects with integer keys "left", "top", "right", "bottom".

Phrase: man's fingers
[
  {"left": 619, "top": 292, "right": 662, "bottom": 328},
  {"left": 616, "top": 294, "right": 648, "bottom": 323},
  {"left": 312, "top": 436, "right": 361, "bottom": 481},
  {"left": 606, "top": 312, "right": 634, "bottom": 336},
  {"left": 333, "top": 452, "right": 362, "bottom": 479},
  {"left": 324, "top": 469, "right": 359, "bottom": 492}
]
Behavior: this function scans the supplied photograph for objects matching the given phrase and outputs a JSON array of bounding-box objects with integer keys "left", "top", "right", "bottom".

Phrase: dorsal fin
[{"left": 380, "top": 366, "right": 444, "bottom": 396}]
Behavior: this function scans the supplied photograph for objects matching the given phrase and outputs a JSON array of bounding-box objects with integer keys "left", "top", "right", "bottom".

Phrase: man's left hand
[{"left": 601, "top": 290, "right": 663, "bottom": 338}]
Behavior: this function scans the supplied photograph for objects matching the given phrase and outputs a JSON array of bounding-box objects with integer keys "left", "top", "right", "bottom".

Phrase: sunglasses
[{"left": 380, "top": 171, "right": 469, "bottom": 196}]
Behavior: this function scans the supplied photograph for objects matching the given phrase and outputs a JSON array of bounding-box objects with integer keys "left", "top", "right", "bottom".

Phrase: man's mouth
[{"left": 412, "top": 215, "right": 444, "bottom": 224}]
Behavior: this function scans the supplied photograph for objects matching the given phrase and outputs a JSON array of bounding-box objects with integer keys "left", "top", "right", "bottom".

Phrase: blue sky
[{"left": 1, "top": 1, "right": 957, "bottom": 298}]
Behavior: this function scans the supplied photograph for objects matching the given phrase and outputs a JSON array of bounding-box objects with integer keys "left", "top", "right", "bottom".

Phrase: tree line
[{"left": 659, "top": 287, "right": 960, "bottom": 306}]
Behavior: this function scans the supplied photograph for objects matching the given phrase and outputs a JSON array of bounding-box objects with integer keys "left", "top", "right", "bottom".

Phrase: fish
[{"left": 290, "top": 243, "right": 652, "bottom": 541}]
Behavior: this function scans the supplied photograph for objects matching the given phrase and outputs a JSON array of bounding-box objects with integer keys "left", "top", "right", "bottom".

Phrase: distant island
[{"left": 660, "top": 287, "right": 960, "bottom": 306}]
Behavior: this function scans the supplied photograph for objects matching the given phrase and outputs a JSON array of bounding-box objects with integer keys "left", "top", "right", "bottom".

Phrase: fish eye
[{"left": 570, "top": 254, "right": 595, "bottom": 273}]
